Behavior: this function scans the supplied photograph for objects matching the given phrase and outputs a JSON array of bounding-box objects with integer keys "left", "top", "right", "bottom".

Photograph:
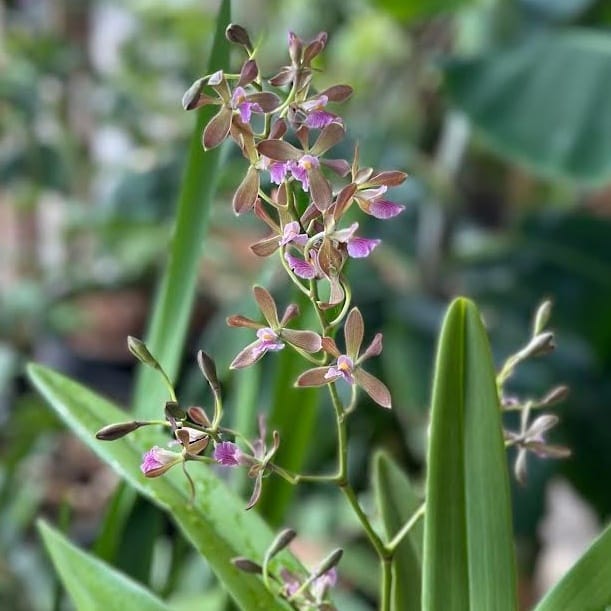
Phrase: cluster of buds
[
  {"left": 233, "top": 528, "right": 342, "bottom": 610},
  {"left": 498, "top": 301, "right": 571, "bottom": 483},
  {"left": 96, "top": 338, "right": 284, "bottom": 509}
]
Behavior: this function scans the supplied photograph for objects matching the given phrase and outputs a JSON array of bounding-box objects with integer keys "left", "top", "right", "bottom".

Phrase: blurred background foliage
[{"left": 1, "top": 0, "right": 611, "bottom": 609}]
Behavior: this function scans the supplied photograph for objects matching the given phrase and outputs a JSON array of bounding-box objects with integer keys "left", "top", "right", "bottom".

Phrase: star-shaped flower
[
  {"left": 227, "top": 285, "right": 322, "bottom": 369},
  {"left": 296, "top": 307, "right": 391, "bottom": 409}
]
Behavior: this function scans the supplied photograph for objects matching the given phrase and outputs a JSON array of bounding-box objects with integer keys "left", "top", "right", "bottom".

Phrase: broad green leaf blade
[
  {"left": 422, "top": 298, "right": 517, "bottom": 611},
  {"left": 446, "top": 30, "right": 611, "bottom": 186},
  {"left": 535, "top": 522, "right": 611, "bottom": 611},
  {"left": 372, "top": 451, "right": 422, "bottom": 611},
  {"left": 38, "top": 520, "right": 171, "bottom": 611},
  {"left": 28, "top": 364, "right": 292, "bottom": 611},
  {"left": 133, "top": 0, "right": 231, "bottom": 419}
]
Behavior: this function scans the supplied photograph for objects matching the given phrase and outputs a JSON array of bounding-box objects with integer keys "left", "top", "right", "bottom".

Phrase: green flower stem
[
  {"left": 385, "top": 502, "right": 425, "bottom": 554},
  {"left": 270, "top": 464, "right": 337, "bottom": 485},
  {"left": 381, "top": 557, "right": 392, "bottom": 611},
  {"left": 159, "top": 368, "right": 178, "bottom": 402}
]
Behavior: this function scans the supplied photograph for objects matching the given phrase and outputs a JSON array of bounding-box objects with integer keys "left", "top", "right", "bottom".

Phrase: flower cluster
[{"left": 497, "top": 301, "right": 571, "bottom": 483}]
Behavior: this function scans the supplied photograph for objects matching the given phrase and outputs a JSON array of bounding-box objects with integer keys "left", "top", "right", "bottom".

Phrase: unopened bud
[
  {"left": 182, "top": 77, "right": 206, "bottom": 111},
  {"left": 95, "top": 421, "right": 145, "bottom": 441},
  {"left": 231, "top": 557, "right": 262, "bottom": 574},
  {"left": 198, "top": 350, "right": 220, "bottom": 394},
  {"left": 225, "top": 24, "right": 252, "bottom": 51},
  {"left": 187, "top": 406, "right": 211, "bottom": 427},
  {"left": 533, "top": 300, "right": 553, "bottom": 336},
  {"left": 127, "top": 336, "right": 159, "bottom": 369},
  {"left": 518, "top": 332, "right": 555, "bottom": 360},
  {"left": 266, "top": 528, "right": 297, "bottom": 560},
  {"left": 312, "top": 548, "right": 343, "bottom": 580},
  {"left": 539, "top": 385, "right": 569, "bottom": 407}
]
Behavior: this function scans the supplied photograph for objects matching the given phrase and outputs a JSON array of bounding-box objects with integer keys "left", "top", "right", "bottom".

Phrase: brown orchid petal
[
  {"left": 269, "top": 430, "right": 280, "bottom": 459},
  {"left": 187, "top": 436, "right": 209, "bottom": 455},
  {"left": 322, "top": 158, "right": 351, "bottom": 177},
  {"left": 301, "top": 201, "right": 321, "bottom": 226},
  {"left": 250, "top": 235, "right": 280, "bottom": 257},
  {"left": 525, "top": 441, "right": 572, "bottom": 459},
  {"left": 303, "top": 32, "right": 327, "bottom": 64},
  {"left": 230, "top": 118, "right": 257, "bottom": 162},
  {"left": 269, "top": 118, "right": 287, "bottom": 140},
  {"left": 355, "top": 167, "right": 374, "bottom": 183},
  {"left": 182, "top": 81, "right": 218, "bottom": 111},
  {"left": 333, "top": 183, "right": 357, "bottom": 221},
  {"left": 320, "top": 84, "right": 353, "bottom": 102},
  {"left": 253, "top": 285, "right": 279, "bottom": 327},
  {"left": 229, "top": 341, "right": 267, "bottom": 369},
  {"left": 295, "top": 125, "right": 309, "bottom": 150},
  {"left": 326, "top": 273, "right": 345, "bottom": 307},
  {"left": 354, "top": 368, "right": 392, "bottom": 409},
  {"left": 245, "top": 473, "right": 263, "bottom": 510},
  {"left": 175, "top": 428, "right": 191, "bottom": 446},
  {"left": 269, "top": 67, "right": 294, "bottom": 87},
  {"left": 280, "top": 303, "right": 300, "bottom": 326},
  {"left": 247, "top": 92, "right": 281, "bottom": 112},
  {"left": 226, "top": 314, "right": 262, "bottom": 329},
  {"left": 368, "top": 170, "right": 408, "bottom": 187},
  {"left": 309, "top": 167, "right": 333, "bottom": 211},
  {"left": 317, "top": 238, "right": 343, "bottom": 276},
  {"left": 237, "top": 59, "right": 258, "bottom": 87},
  {"left": 295, "top": 367, "right": 332, "bottom": 387},
  {"left": 311, "top": 122, "right": 345, "bottom": 157},
  {"left": 514, "top": 448, "right": 528, "bottom": 485},
  {"left": 282, "top": 329, "right": 322, "bottom": 353},
  {"left": 344, "top": 307, "right": 364, "bottom": 360},
  {"left": 360, "top": 332, "right": 383, "bottom": 362},
  {"left": 233, "top": 166, "right": 260, "bottom": 215},
  {"left": 525, "top": 415, "right": 559, "bottom": 440},
  {"left": 253, "top": 199, "right": 279, "bottom": 230},
  {"left": 321, "top": 336, "right": 341, "bottom": 357},
  {"left": 209, "top": 71, "right": 231, "bottom": 101},
  {"left": 273, "top": 182, "right": 289, "bottom": 208},
  {"left": 257, "top": 139, "right": 302, "bottom": 161},
  {"left": 203, "top": 106, "right": 232, "bottom": 150}
]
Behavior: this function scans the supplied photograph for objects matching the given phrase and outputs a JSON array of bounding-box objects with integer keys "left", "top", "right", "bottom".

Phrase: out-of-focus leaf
[
  {"left": 372, "top": 451, "right": 422, "bottom": 611},
  {"left": 38, "top": 520, "right": 171, "bottom": 611},
  {"left": 375, "top": 0, "right": 474, "bottom": 23},
  {"left": 423, "top": 298, "right": 517, "bottom": 610},
  {"left": 132, "top": 0, "right": 231, "bottom": 419},
  {"left": 534, "top": 522, "right": 611, "bottom": 611},
  {"left": 446, "top": 30, "right": 611, "bottom": 186},
  {"left": 520, "top": 0, "right": 596, "bottom": 21},
  {"left": 29, "top": 364, "right": 294, "bottom": 611}
]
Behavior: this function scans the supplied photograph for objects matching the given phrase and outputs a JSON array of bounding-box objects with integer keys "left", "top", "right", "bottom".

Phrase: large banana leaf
[
  {"left": 422, "top": 298, "right": 517, "bottom": 610},
  {"left": 446, "top": 30, "right": 611, "bottom": 186},
  {"left": 29, "top": 363, "right": 293, "bottom": 611}
]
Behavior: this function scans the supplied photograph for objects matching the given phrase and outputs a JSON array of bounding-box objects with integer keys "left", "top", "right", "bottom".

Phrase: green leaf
[
  {"left": 132, "top": 0, "right": 231, "bottom": 419},
  {"left": 534, "top": 522, "right": 611, "bottom": 611},
  {"left": 372, "top": 451, "right": 422, "bottom": 611},
  {"left": 422, "top": 298, "right": 517, "bottom": 611},
  {"left": 375, "top": 0, "right": 474, "bottom": 23},
  {"left": 38, "top": 520, "right": 171, "bottom": 611},
  {"left": 445, "top": 30, "right": 611, "bottom": 186},
  {"left": 28, "top": 363, "right": 293, "bottom": 611}
]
